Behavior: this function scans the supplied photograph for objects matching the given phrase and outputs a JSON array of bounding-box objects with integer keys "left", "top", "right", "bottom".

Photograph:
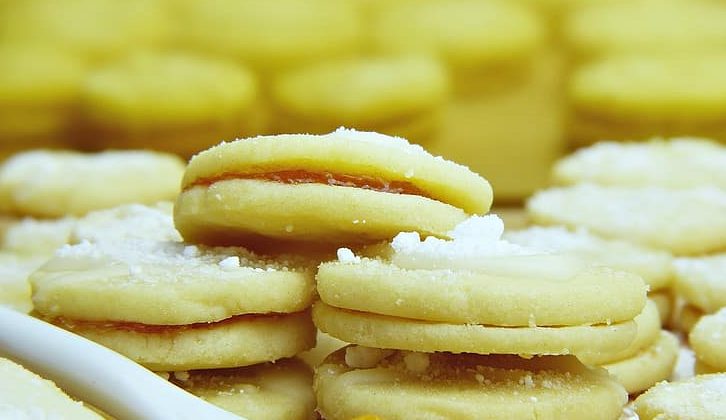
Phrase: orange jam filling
[
  {"left": 186, "top": 170, "right": 430, "bottom": 198},
  {"left": 53, "top": 313, "right": 280, "bottom": 334}
]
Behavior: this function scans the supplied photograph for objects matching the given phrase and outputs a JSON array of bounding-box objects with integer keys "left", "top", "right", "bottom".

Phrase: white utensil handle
[{"left": 0, "top": 307, "right": 244, "bottom": 420}]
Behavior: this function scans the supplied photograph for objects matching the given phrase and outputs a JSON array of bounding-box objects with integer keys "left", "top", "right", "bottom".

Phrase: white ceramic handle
[{"left": 0, "top": 306, "right": 244, "bottom": 420}]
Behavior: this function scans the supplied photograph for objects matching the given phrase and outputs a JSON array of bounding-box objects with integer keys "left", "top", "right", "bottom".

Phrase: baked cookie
[
  {"left": 80, "top": 53, "right": 259, "bottom": 156},
  {"left": 552, "top": 138, "right": 726, "bottom": 189},
  {"left": 602, "top": 331, "right": 679, "bottom": 395},
  {"left": 689, "top": 308, "right": 726, "bottom": 373},
  {"left": 315, "top": 215, "right": 645, "bottom": 355},
  {"left": 674, "top": 304, "right": 705, "bottom": 335},
  {"left": 567, "top": 54, "right": 726, "bottom": 145},
  {"left": 505, "top": 226, "right": 673, "bottom": 292},
  {"left": 70, "top": 202, "right": 177, "bottom": 244},
  {"left": 169, "top": 358, "right": 315, "bottom": 420},
  {"left": 0, "top": 150, "right": 185, "bottom": 218},
  {"left": 674, "top": 254, "right": 726, "bottom": 313},
  {"left": 527, "top": 184, "right": 726, "bottom": 255},
  {"left": 633, "top": 373, "right": 726, "bottom": 419},
  {"left": 1, "top": 217, "right": 74, "bottom": 256},
  {"left": 270, "top": 56, "right": 449, "bottom": 145},
  {"left": 0, "top": 253, "right": 46, "bottom": 313},
  {"left": 174, "top": 128, "right": 492, "bottom": 249},
  {"left": 315, "top": 347, "right": 627, "bottom": 420},
  {"left": 31, "top": 205, "right": 316, "bottom": 370},
  {"left": 649, "top": 290, "right": 674, "bottom": 326},
  {"left": 0, "top": 357, "right": 102, "bottom": 419}
]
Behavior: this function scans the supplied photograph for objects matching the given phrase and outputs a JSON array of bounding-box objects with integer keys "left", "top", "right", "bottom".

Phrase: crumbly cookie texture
[{"left": 634, "top": 373, "right": 726, "bottom": 419}]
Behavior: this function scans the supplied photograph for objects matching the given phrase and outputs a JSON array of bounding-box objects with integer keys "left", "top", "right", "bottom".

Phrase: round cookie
[
  {"left": 602, "top": 330, "right": 679, "bottom": 395},
  {"left": 169, "top": 358, "right": 315, "bottom": 420},
  {"left": 689, "top": 308, "right": 726, "bottom": 372},
  {"left": 527, "top": 184, "right": 726, "bottom": 255},
  {"left": 552, "top": 138, "right": 726, "bottom": 190},
  {"left": 675, "top": 304, "right": 705, "bottom": 335},
  {"left": 578, "top": 300, "right": 661, "bottom": 366},
  {"left": 634, "top": 373, "right": 726, "bottom": 419},
  {"left": 54, "top": 311, "right": 315, "bottom": 371},
  {"left": 313, "top": 302, "right": 637, "bottom": 357},
  {"left": 80, "top": 53, "right": 260, "bottom": 156},
  {"left": 505, "top": 225, "right": 673, "bottom": 292},
  {"left": 564, "top": 0, "right": 726, "bottom": 58},
  {"left": 674, "top": 254, "right": 726, "bottom": 313},
  {"left": 174, "top": 128, "right": 492, "bottom": 248},
  {"left": 0, "top": 150, "right": 185, "bottom": 218},
  {"left": 0, "top": 357, "right": 102, "bottom": 419},
  {"left": 316, "top": 347, "right": 627, "bottom": 420},
  {"left": 0, "top": 253, "right": 46, "bottom": 313},
  {"left": 568, "top": 54, "right": 726, "bottom": 145},
  {"left": 1, "top": 217, "right": 74, "bottom": 256},
  {"left": 70, "top": 202, "right": 177, "bottom": 244},
  {"left": 270, "top": 55, "right": 449, "bottom": 144}
]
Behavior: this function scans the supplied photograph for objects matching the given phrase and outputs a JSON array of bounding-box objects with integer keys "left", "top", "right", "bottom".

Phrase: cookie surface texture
[
  {"left": 689, "top": 308, "right": 726, "bottom": 372},
  {"left": 634, "top": 373, "right": 726, "bottom": 420},
  {"left": 175, "top": 128, "right": 492, "bottom": 247},
  {"left": 315, "top": 347, "right": 627, "bottom": 420}
]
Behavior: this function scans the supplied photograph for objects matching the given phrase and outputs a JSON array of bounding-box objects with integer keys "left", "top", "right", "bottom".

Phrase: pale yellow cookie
[
  {"left": 1, "top": 217, "right": 74, "bottom": 256},
  {"left": 578, "top": 300, "right": 661, "bottom": 366},
  {"left": 676, "top": 304, "right": 705, "bottom": 335},
  {"left": 690, "top": 308, "right": 726, "bottom": 372},
  {"left": 169, "top": 358, "right": 315, "bottom": 420},
  {"left": 0, "top": 357, "right": 102, "bottom": 419},
  {"left": 552, "top": 138, "right": 726, "bottom": 190},
  {"left": 175, "top": 128, "right": 492, "bottom": 248},
  {"left": 298, "top": 331, "right": 348, "bottom": 369},
  {"left": 0, "top": 252, "right": 46, "bottom": 313},
  {"left": 674, "top": 254, "right": 726, "bottom": 313},
  {"left": 69, "top": 202, "right": 177, "bottom": 244},
  {"left": 650, "top": 290, "right": 674, "bottom": 326},
  {"left": 634, "top": 373, "right": 726, "bottom": 419},
  {"left": 603, "top": 331, "right": 679, "bottom": 395},
  {"left": 527, "top": 184, "right": 726, "bottom": 255},
  {"left": 314, "top": 302, "right": 637, "bottom": 357},
  {"left": 316, "top": 347, "right": 627, "bottom": 420},
  {"left": 695, "top": 361, "right": 720, "bottom": 375},
  {"left": 0, "top": 150, "right": 185, "bottom": 218},
  {"left": 53, "top": 311, "right": 315, "bottom": 371},
  {"left": 505, "top": 226, "right": 673, "bottom": 291}
]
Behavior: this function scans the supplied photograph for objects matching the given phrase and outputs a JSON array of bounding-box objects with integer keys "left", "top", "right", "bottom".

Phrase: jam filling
[
  {"left": 53, "top": 313, "right": 279, "bottom": 334},
  {"left": 186, "top": 170, "right": 430, "bottom": 198}
]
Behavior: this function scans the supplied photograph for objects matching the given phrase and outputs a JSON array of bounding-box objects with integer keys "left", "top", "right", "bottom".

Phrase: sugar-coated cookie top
[
  {"left": 372, "top": 0, "right": 544, "bottom": 69},
  {"left": 570, "top": 54, "right": 726, "bottom": 119},
  {"left": 634, "top": 373, "right": 726, "bottom": 420},
  {"left": 2, "top": 217, "right": 75, "bottom": 256},
  {"left": 271, "top": 56, "right": 449, "bottom": 124},
  {"left": 72, "top": 202, "right": 179, "bottom": 244},
  {"left": 553, "top": 138, "right": 726, "bottom": 189},
  {"left": 184, "top": 128, "right": 492, "bottom": 215},
  {"left": 0, "top": 358, "right": 102, "bottom": 419},
  {"left": 0, "top": 150, "right": 185, "bottom": 217},
  {"left": 674, "top": 254, "right": 726, "bottom": 313},
  {"left": 83, "top": 53, "right": 258, "bottom": 126},
  {"left": 565, "top": 0, "right": 726, "bottom": 56}
]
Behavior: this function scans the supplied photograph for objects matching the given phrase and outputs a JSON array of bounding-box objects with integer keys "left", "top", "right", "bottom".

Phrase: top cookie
[
  {"left": 0, "top": 150, "right": 185, "bottom": 218},
  {"left": 552, "top": 138, "right": 726, "bottom": 189},
  {"left": 175, "top": 128, "right": 492, "bottom": 247}
]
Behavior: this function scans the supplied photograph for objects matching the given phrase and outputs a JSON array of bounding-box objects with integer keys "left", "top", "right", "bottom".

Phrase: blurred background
[{"left": 2, "top": 0, "right": 726, "bottom": 204}]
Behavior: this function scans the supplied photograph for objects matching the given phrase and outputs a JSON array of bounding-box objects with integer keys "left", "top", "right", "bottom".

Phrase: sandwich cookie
[
  {"left": 633, "top": 373, "right": 726, "bottom": 419},
  {"left": 175, "top": 128, "right": 492, "bottom": 249}
]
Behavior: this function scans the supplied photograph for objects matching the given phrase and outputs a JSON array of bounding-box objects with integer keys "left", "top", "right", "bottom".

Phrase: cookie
[
  {"left": 689, "top": 308, "right": 726, "bottom": 373},
  {"left": 505, "top": 226, "right": 673, "bottom": 292},
  {"left": 175, "top": 0, "right": 361, "bottom": 73},
  {"left": 174, "top": 128, "right": 492, "bottom": 248},
  {"left": 675, "top": 304, "right": 705, "bottom": 335},
  {"left": 564, "top": 0, "right": 726, "bottom": 58},
  {"left": 81, "top": 53, "right": 260, "bottom": 156},
  {"left": 270, "top": 56, "right": 449, "bottom": 145},
  {"left": 0, "top": 253, "right": 46, "bottom": 313},
  {"left": 0, "top": 357, "right": 102, "bottom": 419},
  {"left": 649, "top": 290, "right": 674, "bottom": 326},
  {"left": 578, "top": 300, "right": 661, "bottom": 366},
  {"left": 313, "top": 302, "right": 637, "bottom": 356},
  {"left": 602, "top": 331, "right": 679, "bottom": 395},
  {"left": 169, "top": 358, "right": 315, "bottom": 420},
  {"left": 0, "top": 150, "right": 185, "bottom": 218},
  {"left": 315, "top": 347, "right": 627, "bottom": 420},
  {"left": 552, "top": 138, "right": 726, "bottom": 189},
  {"left": 1, "top": 217, "right": 74, "bottom": 256},
  {"left": 674, "top": 254, "right": 726, "bottom": 313},
  {"left": 527, "top": 184, "right": 726, "bottom": 255},
  {"left": 31, "top": 204, "right": 316, "bottom": 370},
  {"left": 567, "top": 54, "right": 726, "bottom": 145},
  {"left": 633, "top": 373, "right": 726, "bottom": 419}
]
